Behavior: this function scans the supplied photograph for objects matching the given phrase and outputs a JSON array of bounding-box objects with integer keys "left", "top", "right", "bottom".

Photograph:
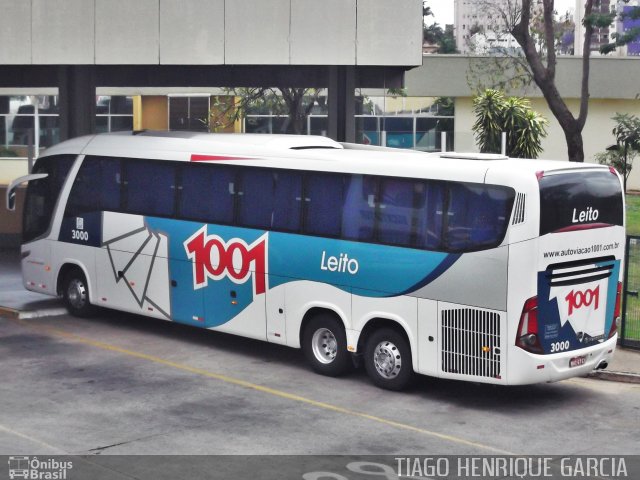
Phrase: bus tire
[
  {"left": 364, "top": 328, "right": 414, "bottom": 391},
  {"left": 62, "top": 268, "right": 96, "bottom": 318},
  {"left": 302, "top": 314, "right": 351, "bottom": 377}
]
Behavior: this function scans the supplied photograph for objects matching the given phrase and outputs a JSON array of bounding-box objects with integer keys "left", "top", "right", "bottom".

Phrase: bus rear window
[{"left": 539, "top": 170, "right": 623, "bottom": 235}]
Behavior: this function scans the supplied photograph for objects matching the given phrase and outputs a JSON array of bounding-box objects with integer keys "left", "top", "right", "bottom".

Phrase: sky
[{"left": 427, "top": 0, "right": 576, "bottom": 26}]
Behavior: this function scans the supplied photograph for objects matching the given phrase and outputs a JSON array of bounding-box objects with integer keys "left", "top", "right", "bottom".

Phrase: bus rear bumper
[{"left": 506, "top": 336, "right": 617, "bottom": 385}]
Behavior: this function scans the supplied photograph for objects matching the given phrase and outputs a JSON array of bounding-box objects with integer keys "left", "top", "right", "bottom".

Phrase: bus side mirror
[{"left": 5, "top": 173, "right": 48, "bottom": 211}]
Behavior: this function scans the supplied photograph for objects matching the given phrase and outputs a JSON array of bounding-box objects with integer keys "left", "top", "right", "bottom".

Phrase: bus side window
[
  {"left": 377, "top": 177, "right": 419, "bottom": 247},
  {"left": 65, "top": 156, "right": 121, "bottom": 217},
  {"left": 66, "top": 157, "right": 100, "bottom": 216},
  {"left": 342, "top": 175, "right": 376, "bottom": 242},
  {"left": 238, "top": 168, "right": 275, "bottom": 229},
  {"left": 124, "top": 160, "right": 176, "bottom": 218},
  {"left": 272, "top": 170, "right": 302, "bottom": 232},
  {"left": 100, "top": 158, "right": 122, "bottom": 212},
  {"left": 444, "top": 184, "right": 513, "bottom": 251},
  {"left": 419, "top": 182, "right": 445, "bottom": 250},
  {"left": 304, "top": 173, "right": 345, "bottom": 237},
  {"left": 179, "top": 164, "right": 235, "bottom": 224}
]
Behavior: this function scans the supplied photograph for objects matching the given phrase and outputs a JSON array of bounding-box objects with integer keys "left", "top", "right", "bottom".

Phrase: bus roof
[{"left": 41, "top": 131, "right": 611, "bottom": 186}]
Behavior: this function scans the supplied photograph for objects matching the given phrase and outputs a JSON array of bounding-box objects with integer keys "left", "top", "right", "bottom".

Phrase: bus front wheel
[
  {"left": 364, "top": 328, "right": 414, "bottom": 391},
  {"left": 302, "top": 314, "right": 351, "bottom": 377},
  {"left": 62, "top": 269, "right": 96, "bottom": 318}
]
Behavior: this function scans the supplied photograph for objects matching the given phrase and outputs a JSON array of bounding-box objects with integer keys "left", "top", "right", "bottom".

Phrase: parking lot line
[
  {"left": 0, "top": 422, "right": 68, "bottom": 454},
  {"left": 11, "top": 317, "right": 515, "bottom": 455}
]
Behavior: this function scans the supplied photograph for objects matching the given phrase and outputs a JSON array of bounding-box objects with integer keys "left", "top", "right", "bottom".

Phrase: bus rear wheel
[
  {"left": 62, "top": 269, "right": 96, "bottom": 318},
  {"left": 364, "top": 328, "right": 414, "bottom": 391},
  {"left": 302, "top": 314, "right": 351, "bottom": 377}
]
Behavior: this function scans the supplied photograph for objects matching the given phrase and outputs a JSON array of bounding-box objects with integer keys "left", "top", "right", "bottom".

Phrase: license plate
[{"left": 569, "top": 355, "right": 587, "bottom": 368}]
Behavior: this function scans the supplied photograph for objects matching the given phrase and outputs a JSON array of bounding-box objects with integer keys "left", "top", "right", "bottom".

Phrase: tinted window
[
  {"left": 65, "top": 157, "right": 122, "bottom": 217},
  {"left": 238, "top": 169, "right": 276, "bottom": 229},
  {"left": 125, "top": 161, "right": 176, "bottom": 217},
  {"left": 342, "top": 176, "right": 376, "bottom": 242},
  {"left": 237, "top": 168, "right": 303, "bottom": 231},
  {"left": 539, "top": 170, "right": 623, "bottom": 235},
  {"left": 180, "top": 164, "right": 235, "bottom": 224},
  {"left": 272, "top": 170, "right": 303, "bottom": 231},
  {"left": 417, "top": 182, "right": 445, "bottom": 250},
  {"left": 23, "top": 155, "right": 75, "bottom": 242},
  {"left": 444, "top": 183, "right": 513, "bottom": 251},
  {"left": 377, "top": 177, "right": 423, "bottom": 246},
  {"left": 304, "top": 174, "right": 347, "bottom": 237}
]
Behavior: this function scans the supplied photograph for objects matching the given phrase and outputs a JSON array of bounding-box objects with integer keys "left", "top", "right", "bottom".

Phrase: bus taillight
[
  {"left": 608, "top": 282, "right": 622, "bottom": 339},
  {"left": 516, "top": 296, "right": 543, "bottom": 354}
]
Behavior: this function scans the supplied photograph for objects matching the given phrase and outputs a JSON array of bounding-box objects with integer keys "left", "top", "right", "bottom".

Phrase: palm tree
[{"left": 472, "top": 89, "right": 548, "bottom": 159}]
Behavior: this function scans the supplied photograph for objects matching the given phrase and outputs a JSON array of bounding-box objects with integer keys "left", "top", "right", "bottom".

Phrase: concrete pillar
[
  {"left": 134, "top": 96, "right": 169, "bottom": 131},
  {"left": 328, "top": 66, "right": 355, "bottom": 143},
  {"left": 58, "top": 66, "right": 96, "bottom": 140},
  {"left": 0, "top": 96, "right": 9, "bottom": 146}
]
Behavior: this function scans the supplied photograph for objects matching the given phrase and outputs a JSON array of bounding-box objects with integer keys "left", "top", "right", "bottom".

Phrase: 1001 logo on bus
[
  {"left": 184, "top": 226, "right": 267, "bottom": 295},
  {"left": 565, "top": 285, "right": 600, "bottom": 316}
]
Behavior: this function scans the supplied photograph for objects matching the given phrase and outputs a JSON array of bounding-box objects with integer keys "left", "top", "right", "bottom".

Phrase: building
[
  {"left": 454, "top": 0, "right": 542, "bottom": 53},
  {"left": 574, "top": 0, "right": 614, "bottom": 55},
  {"left": 406, "top": 54, "right": 640, "bottom": 187},
  {"left": 618, "top": 0, "right": 640, "bottom": 56},
  {"left": 0, "top": 0, "right": 423, "bottom": 245}
]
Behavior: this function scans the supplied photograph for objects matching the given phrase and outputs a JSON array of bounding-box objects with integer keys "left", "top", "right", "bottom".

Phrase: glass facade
[{"left": 1, "top": 95, "right": 133, "bottom": 159}]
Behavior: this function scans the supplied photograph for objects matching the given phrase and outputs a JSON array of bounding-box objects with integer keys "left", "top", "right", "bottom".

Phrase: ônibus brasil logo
[{"left": 184, "top": 226, "right": 268, "bottom": 296}]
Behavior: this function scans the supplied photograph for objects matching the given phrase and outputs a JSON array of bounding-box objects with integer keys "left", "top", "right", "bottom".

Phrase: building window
[
  {"left": 169, "top": 96, "right": 210, "bottom": 132},
  {"left": 96, "top": 96, "right": 134, "bottom": 133},
  {"left": 0, "top": 95, "right": 60, "bottom": 157}
]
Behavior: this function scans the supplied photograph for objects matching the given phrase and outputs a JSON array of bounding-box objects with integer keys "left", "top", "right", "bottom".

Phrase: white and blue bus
[{"left": 6, "top": 131, "right": 625, "bottom": 390}]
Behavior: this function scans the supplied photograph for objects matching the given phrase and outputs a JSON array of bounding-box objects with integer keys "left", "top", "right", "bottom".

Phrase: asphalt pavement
[{"left": 1, "top": 247, "right": 639, "bottom": 383}]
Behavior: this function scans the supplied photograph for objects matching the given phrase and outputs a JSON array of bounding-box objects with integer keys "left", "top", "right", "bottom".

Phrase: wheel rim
[
  {"left": 311, "top": 328, "right": 338, "bottom": 364},
  {"left": 373, "top": 340, "right": 402, "bottom": 379},
  {"left": 67, "top": 278, "right": 87, "bottom": 310}
]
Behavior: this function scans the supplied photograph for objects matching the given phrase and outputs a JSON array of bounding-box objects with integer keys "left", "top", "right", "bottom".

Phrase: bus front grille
[{"left": 441, "top": 308, "right": 502, "bottom": 379}]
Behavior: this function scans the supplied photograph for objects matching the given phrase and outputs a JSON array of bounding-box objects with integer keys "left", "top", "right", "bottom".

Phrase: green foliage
[
  {"left": 0, "top": 148, "right": 18, "bottom": 157},
  {"left": 433, "top": 97, "right": 454, "bottom": 116},
  {"left": 386, "top": 88, "right": 407, "bottom": 98},
  {"left": 625, "top": 195, "right": 640, "bottom": 236},
  {"left": 593, "top": 113, "right": 640, "bottom": 189},
  {"left": 439, "top": 25, "right": 459, "bottom": 54},
  {"left": 595, "top": 149, "right": 635, "bottom": 184},
  {"left": 204, "top": 87, "right": 322, "bottom": 134},
  {"left": 422, "top": 1, "right": 458, "bottom": 53},
  {"left": 599, "top": 5, "right": 640, "bottom": 54},
  {"left": 612, "top": 113, "right": 640, "bottom": 151},
  {"left": 472, "top": 89, "right": 548, "bottom": 159}
]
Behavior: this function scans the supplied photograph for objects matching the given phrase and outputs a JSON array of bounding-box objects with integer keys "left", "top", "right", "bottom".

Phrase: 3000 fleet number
[
  {"left": 550, "top": 340, "right": 570, "bottom": 353},
  {"left": 71, "top": 229, "right": 89, "bottom": 241}
]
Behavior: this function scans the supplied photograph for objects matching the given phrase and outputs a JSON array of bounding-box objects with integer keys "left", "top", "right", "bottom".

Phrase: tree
[
  {"left": 472, "top": 89, "right": 548, "bottom": 158},
  {"left": 612, "top": 112, "right": 640, "bottom": 152},
  {"left": 599, "top": 112, "right": 640, "bottom": 190},
  {"left": 594, "top": 149, "right": 636, "bottom": 187},
  {"left": 509, "top": 0, "right": 640, "bottom": 162},
  {"left": 440, "top": 25, "right": 459, "bottom": 54},
  {"left": 206, "top": 87, "right": 323, "bottom": 135},
  {"left": 422, "top": 1, "right": 459, "bottom": 53}
]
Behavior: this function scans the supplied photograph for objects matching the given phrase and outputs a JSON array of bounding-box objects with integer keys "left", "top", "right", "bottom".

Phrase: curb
[
  {"left": 0, "top": 305, "right": 68, "bottom": 320},
  {"left": 0, "top": 305, "right": 20, "bottom": 319},
  {"left": 588, "top": 370, "right": 640, "bottom": 384}
]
